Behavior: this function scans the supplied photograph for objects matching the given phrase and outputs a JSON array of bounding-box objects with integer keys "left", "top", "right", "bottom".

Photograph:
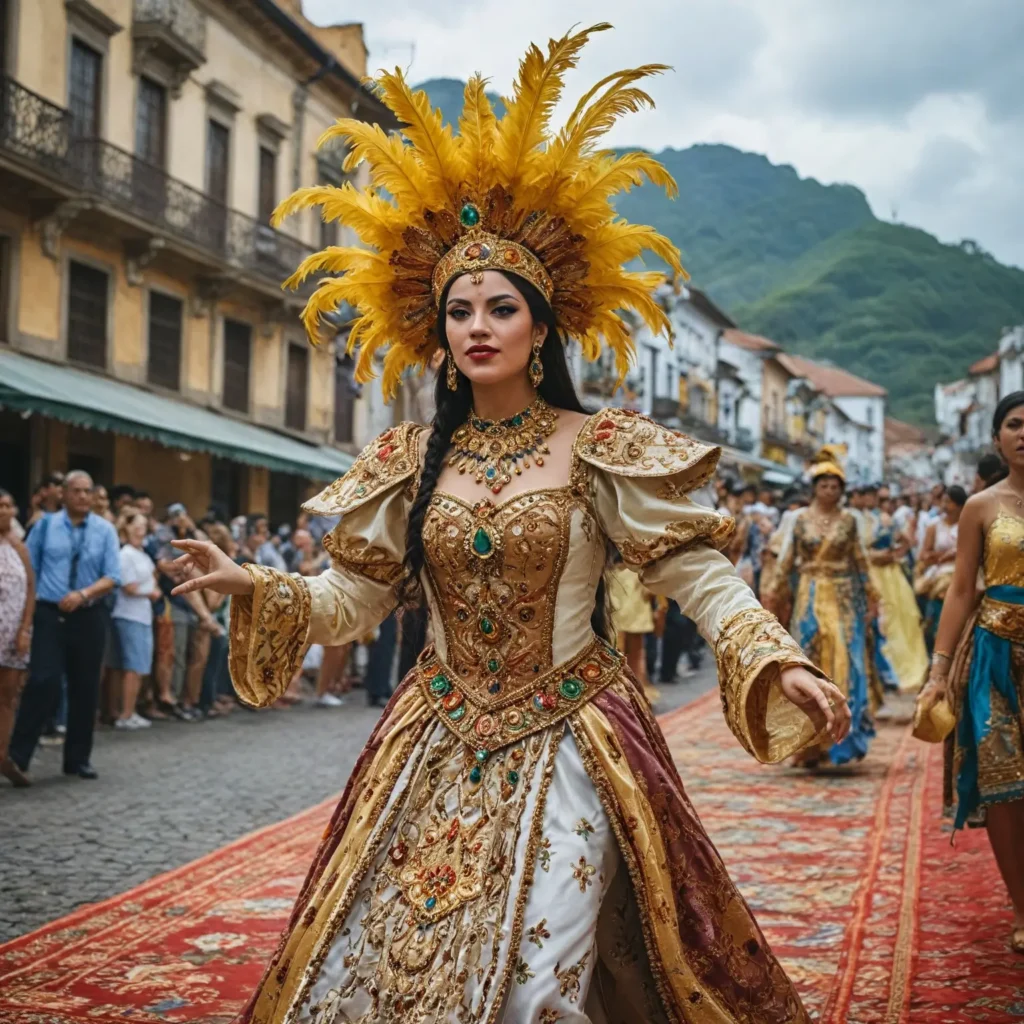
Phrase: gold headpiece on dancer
[
  {"left": 809, "top": 445, "right": 847, "bottom": 482},
  {"left": 272, "top": 23, "right": 684, "bottom": 398}
]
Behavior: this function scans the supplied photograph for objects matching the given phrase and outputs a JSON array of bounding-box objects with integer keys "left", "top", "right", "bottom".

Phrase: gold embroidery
[
  {"left": 228, "top": 564, "right": 311, "bottom": 708},
  {"left": 575, "top": 407, "right": 720, "bottom": 486},
  {"left": 984, "top": 512, "right": 1024, "bottom": 589},
  {"left": 303, "top": 421, "right": 426, "bottom": 517},
  {"left": 715, "top": 606, "right": 827, "bottom": 763},
  {"left": 322, "top": 530, "right": 404, "bottom": 586},
  {"left": 423, "top": 488, "right": 582, "bottom": 687},
  {"left": 418, "top": 635, "right": 623, "bottom": 755},
  {"left": 555, "top": 949, "right": 592, "bottom": 1002},
  {"left": 978, "top": 594, "right": 1024, "bottom": 642},
  {"left": 616, "top": 512, "right": 735, "bottom": 567}
]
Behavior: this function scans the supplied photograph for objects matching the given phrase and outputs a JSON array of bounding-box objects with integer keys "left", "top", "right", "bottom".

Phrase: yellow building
[{"left": 0, "top": 0, "right": 393, "bottom": 522}]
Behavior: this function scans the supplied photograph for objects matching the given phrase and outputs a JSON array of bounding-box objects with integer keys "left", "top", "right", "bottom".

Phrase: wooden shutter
[
  {"left": 285, "top": 344, "right": 308, "bottom": 431},
  {"left": 222, "top": 319, "right": 251, "bottom": 413},
  {"left": 258, "top": 146, "right": 276, "bottom": 223},
  {"left": 67, "top": 261, "right": 108, "bottom": 368},
  {"left": 147, "top": 291, "right": 182, "bottom": 390},
  {"left": 135, "top": 76, "right": 167, "bottom": 167}
]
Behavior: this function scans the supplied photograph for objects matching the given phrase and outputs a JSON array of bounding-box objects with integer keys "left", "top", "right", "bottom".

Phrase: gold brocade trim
[
  {"left": 228, "top": 564, "right": 311, "bottom": 709},
  {"left": 431, "top": 229, "right": 554, "bottom": 302},
  {"left": 418, "top": 635, "right": 623, "bottom": 755},
  {"left": 978, "top": 595, "right": 1024, "bottom": 642},
  {"left": 617, "top": 512, "right": 735, "bottom": 568},
  {"left": 302, "top": 421, "right": 426, "bottom": 517},
  {"left": 714, "top": 606, "right": 828, "bottom": 764},
  {"left": 575, "top": 407, "right": 720, "bottom": 485},
  {"left": 322, "top": 529, "right": 403, "bottom": 586}
]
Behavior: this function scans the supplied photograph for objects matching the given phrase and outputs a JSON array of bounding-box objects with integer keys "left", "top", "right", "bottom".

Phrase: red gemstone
[
  {"left": 377, "top": 444, "right": 395, "bottom": 461},
  {"left": 598, "top": 418, "right": 616, "bottom": 430},
  {"left": 595, "top": 430, "right": 613, "bottom": 442}
]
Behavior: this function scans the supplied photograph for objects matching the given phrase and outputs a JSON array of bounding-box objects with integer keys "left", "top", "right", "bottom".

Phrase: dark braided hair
[{"left": 397, "top": 270, "right": 612, "bottom": 642}]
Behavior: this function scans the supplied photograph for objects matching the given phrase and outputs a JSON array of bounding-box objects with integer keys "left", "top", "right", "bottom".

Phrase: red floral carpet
[{"left": 1, "top": 694, "right": 1021, "bottom": 1023}]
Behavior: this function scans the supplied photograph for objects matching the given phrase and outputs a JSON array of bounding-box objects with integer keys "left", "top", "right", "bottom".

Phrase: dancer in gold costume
[
  {"left": 171, "top": 28, "right": 850, "bottom": 1022},
  {"left": 919, "top": 392, "right": 1024, "bottom": 954},
  {"left": 767, "top": 450, "right": 879, "bottom": 766}
]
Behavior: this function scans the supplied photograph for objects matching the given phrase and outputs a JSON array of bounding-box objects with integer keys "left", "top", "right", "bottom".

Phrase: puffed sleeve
[
  {"left": 229, "top": 422, "right": 425, "bottom": 707},
  {"left": 580, "top": 409, "right": 828, "bottom": 763}
]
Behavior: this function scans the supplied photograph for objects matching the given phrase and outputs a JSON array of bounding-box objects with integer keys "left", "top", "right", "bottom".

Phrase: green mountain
[{"left": 415, "top": 79, "right": 1024, "bottom": 424}]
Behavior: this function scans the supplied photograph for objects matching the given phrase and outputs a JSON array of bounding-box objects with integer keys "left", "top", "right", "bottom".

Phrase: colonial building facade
[{"left": 0, "top": 0, "right": 392, "bottom": 521}]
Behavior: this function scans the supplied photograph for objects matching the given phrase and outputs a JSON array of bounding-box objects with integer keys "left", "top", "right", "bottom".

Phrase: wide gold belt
[
  {"left": 978, "top": 596, "right": 1024, "bottom": 643},
  {"left": 417, "top": 635, "right": 623, "bottom": 756},
  {"left": 802, "top": 561, "right": 854, "bottom": 578}
]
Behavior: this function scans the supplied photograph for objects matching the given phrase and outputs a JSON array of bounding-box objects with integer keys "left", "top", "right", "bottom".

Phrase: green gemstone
[
  {"left": 448, "top": 704, "right": 466, "bottom": 721},
  {"left": 558, "top": 678, "right": 584, "bottom": 701},
  {"left": 487, "top": 658, "right": 500, "bottom": 674},
  {"left": 472, "top": 527, "right": 493, "bottom": 556},
  {"left": 429, "top": 673, "right": 452, "bottom": 696},
  {"left": 480, "top": 617, "right": 494, "bottom": 635},
  {"left": 460, "top": 203, "right": 480, "bottom": 227},
  {"left": 475, "top": 749, "right": 489, "bottom": 762},
  {"left": 506, "top": 770, "right": 519, "bottom": 785},
  {"left": 469, "top": 766, "right": 482, "bottom": 784}
]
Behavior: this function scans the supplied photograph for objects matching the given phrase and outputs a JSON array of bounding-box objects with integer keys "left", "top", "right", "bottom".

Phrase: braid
[{"left": 397, "top": 362, "right": 471, "bottom": 609}]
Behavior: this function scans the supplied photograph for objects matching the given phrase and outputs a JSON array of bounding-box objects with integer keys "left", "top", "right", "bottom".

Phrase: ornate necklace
[{"left": 449, "top": 397, "right": 558, "bottom": 495}]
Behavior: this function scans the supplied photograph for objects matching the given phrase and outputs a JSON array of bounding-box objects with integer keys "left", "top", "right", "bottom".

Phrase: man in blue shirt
[{"left": 9, "top": 470, "right": 121, "bottom": 780}]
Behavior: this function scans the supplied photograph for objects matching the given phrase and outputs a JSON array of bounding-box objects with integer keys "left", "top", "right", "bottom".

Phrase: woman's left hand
[{"left": 779, "top": 666, "right": 851, "bottom": 743}]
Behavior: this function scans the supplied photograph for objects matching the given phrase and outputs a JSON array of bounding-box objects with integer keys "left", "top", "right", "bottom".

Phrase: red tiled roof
[
  {"left": 722, "top": 329, "right": 781, "bottom": 353},
  {"left": 885, "top": 417, "right": 928, "bottom": 446},
  {"left": 777, "top": 353, "right": 887, "bottom": 398},
  {"left": 968, "top": 351, "right": 999, "bottom": 375}
]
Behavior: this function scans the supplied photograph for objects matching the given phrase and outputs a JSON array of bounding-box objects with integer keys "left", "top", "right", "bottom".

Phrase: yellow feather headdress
[{"left": 273, "top": 23, "right": 685, "bottom": 399}]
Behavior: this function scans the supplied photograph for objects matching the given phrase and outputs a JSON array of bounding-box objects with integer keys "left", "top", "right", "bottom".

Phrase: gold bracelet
[{"left": 932, "top": 649, "right": 952, "bottom": 660}]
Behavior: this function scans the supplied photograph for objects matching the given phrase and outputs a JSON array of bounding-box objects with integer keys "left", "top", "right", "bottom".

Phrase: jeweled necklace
[{"left": 449, "top": 397, "right": 558, "bottom": 495}]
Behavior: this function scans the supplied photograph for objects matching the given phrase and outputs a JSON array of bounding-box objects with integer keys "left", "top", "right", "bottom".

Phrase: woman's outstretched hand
[
  {"left": 169, "top": 539, "right": 254, "bottom": 597},
  {"left": 779, "top": 666, "right": 852, "bottom": 744}
]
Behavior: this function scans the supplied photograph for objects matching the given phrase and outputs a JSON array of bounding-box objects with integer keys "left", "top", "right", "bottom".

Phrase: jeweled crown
[{"left": 272, "top": 24, "right": 685, "bottom": 398}]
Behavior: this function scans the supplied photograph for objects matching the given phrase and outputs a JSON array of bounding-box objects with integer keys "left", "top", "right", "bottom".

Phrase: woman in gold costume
[
  {"left": 918, "top": 392, "right": 1024, "bottom": 953},
  {"left": 767, "top": 451, "right": 879, "bottom": 766},
  {"left": 171, "top": 28, "right": 850, "bottom": 1023}
]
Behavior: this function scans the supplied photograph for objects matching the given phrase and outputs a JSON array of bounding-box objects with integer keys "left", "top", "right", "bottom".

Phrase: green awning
[{"left": 0, "top": 349, "right": 354, "bottom": 481}]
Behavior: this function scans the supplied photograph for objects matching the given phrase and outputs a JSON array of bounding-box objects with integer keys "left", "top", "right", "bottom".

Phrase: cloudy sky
[{"left": 304, "top": 0, "right": 1024, "bottom": 269}]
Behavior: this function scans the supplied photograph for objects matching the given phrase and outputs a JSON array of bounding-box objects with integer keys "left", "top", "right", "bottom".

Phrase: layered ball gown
[
  {"left": 944, "top": 510, "right": 1024, "bottom": 828},
  {"left": 768, "top": 509, "right": 880, "bottom": 765},
  {"left": 227, "top": 410, "right": 830, "bottom": 1024}
]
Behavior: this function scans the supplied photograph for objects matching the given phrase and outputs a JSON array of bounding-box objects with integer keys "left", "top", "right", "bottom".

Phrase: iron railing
[
  {"left": 133, "top": 0, "right": 207, "bottom": 58},
  {"left": 0, "top": 75, "right": 314, "bottom": 289},
  {"left": 0, "top": 76, "right": 71, "bottom": 172}
]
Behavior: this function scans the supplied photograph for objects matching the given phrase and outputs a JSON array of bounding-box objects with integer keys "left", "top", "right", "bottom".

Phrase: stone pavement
[{"left": 0, "top": 663, "right": 716, "bottom": 944}]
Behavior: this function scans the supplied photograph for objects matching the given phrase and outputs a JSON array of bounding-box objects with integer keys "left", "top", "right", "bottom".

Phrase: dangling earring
[
  {"left": 529, "top": 339, "right": 544, "bottom": 388},
  {"left": 446, "top": 350, "right": 458, "bottom": 391}
]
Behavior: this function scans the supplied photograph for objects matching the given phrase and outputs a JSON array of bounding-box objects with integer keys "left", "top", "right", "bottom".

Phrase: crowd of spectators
[{"left": 0, "top": 471, "right": 398, "bottom": 787}]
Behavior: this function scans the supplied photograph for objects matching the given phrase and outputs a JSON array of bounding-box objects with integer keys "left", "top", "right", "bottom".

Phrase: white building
[
  {"left": 778, "top": 354, "right": 887, "bottom": 484},
  {"left": 719, "top": 329, "right": 783, "bottom": 458},
  {"left": 999, "top": 326, "right": 1024, "bottom": 397},
  {"left": 932, "top": 350, "right": 1000, "bottom": 485}
]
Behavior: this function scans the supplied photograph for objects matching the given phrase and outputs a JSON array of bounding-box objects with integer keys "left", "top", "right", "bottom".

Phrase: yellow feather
[
  {"left": 320, "top": 120, "right": 439, "bottom": 212},
  {"left": 376, "top": 69, "right": 461, "bottom": 209},
  {"left": 456, "top": 75, "right": 499, "bottom": 194},
  {"left": 555, "top": 152, "right": 677, "bottom": 224},
  {"left": 282, "top": 246, "right": 377, "bottom": 292},
  {"left": 584, "top": 223, "right": 683, "bottom": 276},
  {"left": 494, "top": 24, "right": 610, "bottom": 189}
]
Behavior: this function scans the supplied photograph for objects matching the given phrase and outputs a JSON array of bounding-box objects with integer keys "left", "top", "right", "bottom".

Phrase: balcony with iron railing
[{"left": 0, "top": 75, "right": 314, "bottom": 294}]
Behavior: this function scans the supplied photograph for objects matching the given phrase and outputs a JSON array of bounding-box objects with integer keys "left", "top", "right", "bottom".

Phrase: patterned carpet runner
[{"left": 1, "top": 692, "right": 1021, "bottom": 1023}]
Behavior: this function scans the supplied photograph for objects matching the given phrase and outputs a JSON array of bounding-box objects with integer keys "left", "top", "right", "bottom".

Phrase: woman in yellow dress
[
  {"left": 918, "top": 392, "right": 1024, "bottom": 953},
  {"left": 768, "top": 452, "right": 880, "bottom": 766},
  {"left": 170, "top": 29, "right": 850, "bottom": 1023},
  {"left": 863, "top": 492, "right": 929, "bottom": 691}
]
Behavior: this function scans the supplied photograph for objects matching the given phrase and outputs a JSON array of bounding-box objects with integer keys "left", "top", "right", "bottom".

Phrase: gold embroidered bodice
[
  {"left": 231, "top": 408, "right": 827, "bottom": 765},
  {"left": 774, "top": 510, "right": 872, "bottom": 587},
  {"left": 984, "top": 512, "right": 1024, "bottom": 588}
]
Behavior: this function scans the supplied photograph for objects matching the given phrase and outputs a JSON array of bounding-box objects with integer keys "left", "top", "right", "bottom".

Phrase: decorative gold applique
[
  {"left": 228, "top": 564, "right": 311, "bottom": 708},
  {"left": 555, "top": 949, "right": 592, "bottom": 1002},
  {"left": 978, "top": 594, "right": 1024, "bottom": 641},
  {"left": 616, "top": 512, "right": 734, "bottom": 567},
  {"left": 322, "top": 531, "right": 404, "bottom": 586},
  {"left": 575, "top": 407, "right": 719, "bottom": 487},
  {"left": 418, "top": 635, "right": 622, "bottom": 754},
  {"left": 302, "top": 421, "right": 426, "bottom": 517},
  {"left": 571, "top": 856, "right": 596, "bottom": 893},
  {"left": 526, "top": 917, "right": 551, "bottom": 947},
  {"left": 715, "top": 606, "right": 828, "bottom": 763},
  {"left": 422, "top": 487, "right": 586, "bottom": 694}
]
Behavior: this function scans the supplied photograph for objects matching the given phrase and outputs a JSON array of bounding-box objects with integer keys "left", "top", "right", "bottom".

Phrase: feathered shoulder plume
[{"left": 273, "top": 24, "right": 684, "bottom": 398}]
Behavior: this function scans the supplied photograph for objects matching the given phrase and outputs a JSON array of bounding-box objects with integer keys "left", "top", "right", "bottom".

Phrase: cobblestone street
[{"left": 0, "top": 664, "right": 715, "bottom": 944}]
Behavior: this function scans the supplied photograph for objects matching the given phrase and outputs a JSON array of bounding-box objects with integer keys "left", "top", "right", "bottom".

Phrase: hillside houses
[
  {"left": 568, "top": 284, "right": 890, "bottom": 486},
  {"left": 933, "top": 325, "right": 1023, "bottom": 486}
]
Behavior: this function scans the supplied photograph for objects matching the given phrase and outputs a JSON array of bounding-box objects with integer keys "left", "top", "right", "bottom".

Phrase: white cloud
[{"left": 303, "top": 0, "right": 1024, "bottom": 268}]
